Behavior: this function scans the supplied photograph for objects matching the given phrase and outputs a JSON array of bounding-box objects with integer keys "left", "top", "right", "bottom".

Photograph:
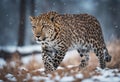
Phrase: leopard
[{"left": 30, "top": 11, "right": 111, "bottom": 73}]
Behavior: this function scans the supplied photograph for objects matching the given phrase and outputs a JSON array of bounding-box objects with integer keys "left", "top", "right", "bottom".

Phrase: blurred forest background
[{"left": 0, "top": 0, "right": 120, "bottom": 58}]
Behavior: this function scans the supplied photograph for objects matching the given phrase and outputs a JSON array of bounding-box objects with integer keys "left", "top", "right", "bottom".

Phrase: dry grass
[
  {"left": 0, "top": 39, "right": 120, "bottom": 82},
  {"left": 107, "top": 39, "right": 120, "bottom": 68}
]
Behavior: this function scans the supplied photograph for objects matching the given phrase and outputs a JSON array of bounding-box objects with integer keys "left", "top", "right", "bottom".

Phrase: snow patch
[
  {"left": 17, "top": 45, "right": 42, "bottom": 54},
  {"left": 23, "top": 73, "right": 31, "bottom": 81},
  {"left": 19, "top": 66, "right": 28, "bottom": 71},
  {"left": 83, "top": 67, "right": 120, "bottom": 82},
  {"left": 60, "top": 76, "right": 75, "bottom": 82},
  {"left": 0, "top": 45, "right": 42, "bottom": 54},
  {"left": 0, "top": 80, "right": 3, "bottom": 82},
  {"left": 0, "top": 58, "right": 6, "bottom": 69},
  {"left": 57, "top": 66, "right": 64, "bottom": 70},
  {"left": 82, "top": 79, "right": 93, "bottom": 82},
  {"left": 5, "top": 73, "right": 17, "bottom": 81},
  {"left": 21, "top": 54, "right": 42, "bottom": 64},
  {"left": 67, "top": 65, "right": 78, "bottom": 68},
  {"left": 9, "top": 61, "right": 16, "bottom": 67},
  {"left": 35, "top": 68, "right": 45, "bottom": 72},
  {"left": 54, "top": 75, "right": 61, "bottom": 81},
  {"left": 32, "top": 76, "right": 51, "bottom": 82},
  {"left": 75, "top": 73, "right": 83, "bottom": 79}
]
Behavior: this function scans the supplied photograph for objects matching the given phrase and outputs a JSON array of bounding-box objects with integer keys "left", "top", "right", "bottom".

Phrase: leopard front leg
[
  {"left": 42, "top": 45, "right": 66, "bottom": 73},
  {"left": 41, "top": 46, "right": 56, "bottom": 73},
  {"left": 42, "top": 53, "right": 55, "bottom": 73},
  {"left": 51, "top": 42, "right": 67, "bottom": 70},
  {"left": 52, "top": 51, "right": 66, "bottom": 69},
  {"left": 80, "top": 54, "right": 89, "bottom": 68}
]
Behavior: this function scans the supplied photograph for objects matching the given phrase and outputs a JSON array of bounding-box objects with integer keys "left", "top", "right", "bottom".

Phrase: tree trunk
[
  {"left": 30, "top": 0, "right": 35, "bottom": 16},
  {"left": 18, "top": 0, "right": 26, "bottom": 46}
]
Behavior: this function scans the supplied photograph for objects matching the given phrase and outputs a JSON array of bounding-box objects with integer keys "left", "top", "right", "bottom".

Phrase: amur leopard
[{"left": 30, "top": 11, "right": 111, "bottom": 73}]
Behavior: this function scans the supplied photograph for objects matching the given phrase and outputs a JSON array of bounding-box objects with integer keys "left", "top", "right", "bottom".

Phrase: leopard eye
[
  {"left": 42, "top": 23, "right": 49, "bottom": 28},
  {"left": 32, "top": 26, "right": 36, "bottom": 30},
  {"left": 43, "top": 25, "right": 50, "bottom": 29}
]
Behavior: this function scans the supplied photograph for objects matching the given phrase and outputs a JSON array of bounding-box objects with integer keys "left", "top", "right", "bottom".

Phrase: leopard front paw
[{"left": 79, "top": 60, "right": 87, "bottom": 68}]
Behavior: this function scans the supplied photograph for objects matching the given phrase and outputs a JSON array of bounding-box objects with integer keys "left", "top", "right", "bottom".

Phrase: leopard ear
[
  {"left": 50, "top": 16, "right": 54, "bottom": 22},
  {"left": 48, "top": 11, "right": 58, "bottom": 22},
  {"left": 29, "top": 16, "right": 35, "bottom": 21}
]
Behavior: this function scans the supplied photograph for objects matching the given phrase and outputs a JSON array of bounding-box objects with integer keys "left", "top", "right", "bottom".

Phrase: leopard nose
[{"left": 36, "top": 35, "right": 40, "bottom": 38}]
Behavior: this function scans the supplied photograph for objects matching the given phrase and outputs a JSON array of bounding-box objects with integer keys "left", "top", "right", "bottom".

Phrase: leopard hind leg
[
  {"left": 94, "top": 47, "right": 106, "bottom": 69},
  {"left": 103, "top": 47, "right": 111, "bottom": 62}
]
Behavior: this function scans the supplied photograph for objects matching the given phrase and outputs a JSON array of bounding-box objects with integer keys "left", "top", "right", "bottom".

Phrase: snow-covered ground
[
  {"left": 0, "top": 54, "right": 120, "bottom": 82},
  {"left": 82, "top": 68, "right": 120, "bottom": 82},
  {"left": 1, "top": 65, "right": 120, "bottom": 82},
  {"left": 0, "top": 45, "right": 42, "bottom": 54},
  {"left": 0, "top": 40, "right": 120, "bottom": 82},
  {"left": 0, "top": 58, "right": 6, "bottom": 69}
]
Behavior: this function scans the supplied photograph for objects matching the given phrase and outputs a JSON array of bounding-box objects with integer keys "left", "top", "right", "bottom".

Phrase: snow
[
  {"left": 1, "top": 64, "right": 120, "bottom": 82},
  {"left": 57, "top": 66, "right": 64, "bottom": 70},
  {"left": 54, "top": 75, "right": 61, "bottom": 81},
  {"left": 34, "top": 9, "right": 38, "bottom": 13},
  {"left": 67, "top": 65, "right": 78, "bottom": 68},
  {"left": 75, "top": 74, "right": 83, "bottom": 79},
  {"left": 82, "top": 79, "right": 93, "bottom": 82},
  {"left": 60, "top": 76, "right": 75, "bottom": 82},
  {"left": 63, "top": 3, "right": 66, "bottom": 6},
  {"left": 5, "top": 73, "right": 17, "bottom": 81},
  {"left": 0, "top": 45, "right": 42, "bottom": 54},
  {"left": 6, "top": 14, "right": 8, "bottom": 17},
  {"left": 9, "top": 61, "right": 16, "bottom": 67},
  {"left": 19, "top": 66, "right": 28, "bottom": 71},
  {"left": 32, "top": 76, "right": 51, "bottom": 82},
  {"left": 17, "top": 45, "right": 42, "bottom": 54},
  {"left": 92, "top": 75, "right": 120, "bottom": 82},
  {"left": 0, "top": 80, "right": 3, "bottom": 82},
  {"left": 0, "top": 51, "right": 120, "bottom": 82},
  {"left": 35, "top": 68, "right": 45, "bottom": 72},
  {"left": 21, "top": 54, "right": 42, "bottom": 64},
  {"left": 0, "top": 46, "right": 17, "bottom": 53},
  {"left": 53, "top": 2, "right": 56, "bottom": 6},
  {"left": 23, "top": 73, "right": 31, "bottom": 82},
  {"left": 0, "top": 58, "right": 6, "bottom": 69},
  {"left": 82, "top": 67, "right": 120, "bottom": 82}
]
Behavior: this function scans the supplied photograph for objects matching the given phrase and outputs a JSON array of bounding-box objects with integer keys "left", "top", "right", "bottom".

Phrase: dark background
[{"left": 0, "top": 0, "right": 120, "bottom": 56}]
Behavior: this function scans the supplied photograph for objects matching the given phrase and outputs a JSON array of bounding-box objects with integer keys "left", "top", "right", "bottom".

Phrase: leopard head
[{"left": 30, "top": 11, "right": 60, "bottom": 43}]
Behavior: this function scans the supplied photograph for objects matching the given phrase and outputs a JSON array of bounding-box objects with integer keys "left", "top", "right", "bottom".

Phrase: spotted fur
[{"left": 30, "top": 11, "right": 111, "bottom": 73}]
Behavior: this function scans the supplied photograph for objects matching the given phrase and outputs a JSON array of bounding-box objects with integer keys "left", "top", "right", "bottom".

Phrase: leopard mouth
[
  {"left": 42, "top": 37, "right": 46, "bottom": 41},
  {"left": 37, "top": 39, "right": 42, "bottom": 41},
  {"left": 36, "top": 37, "right": 47, "bottom": 42}
]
